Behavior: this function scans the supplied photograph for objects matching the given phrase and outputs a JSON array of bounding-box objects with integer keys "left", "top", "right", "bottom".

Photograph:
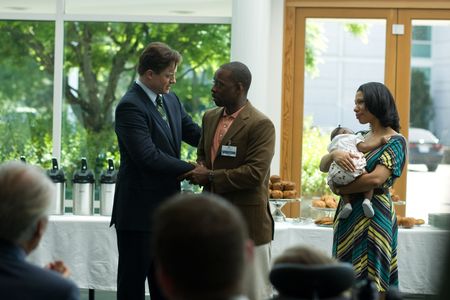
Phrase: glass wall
[
  {"left": 0, "top": 20, "right": 55, "bottom": 167},
  {"left": 0, "top": 15, "right": 231, "bottom": 200},
  {"left": 406, "top": 20, "right": 450, "bottom": 221}
]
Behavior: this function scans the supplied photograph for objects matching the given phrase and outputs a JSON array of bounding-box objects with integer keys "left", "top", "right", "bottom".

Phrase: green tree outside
[
  {"left": 0, "top": 21, "right": 230, "bottom": 197},
  {"left": 410, "top": 67, "right": 434, "bottom": 130}
]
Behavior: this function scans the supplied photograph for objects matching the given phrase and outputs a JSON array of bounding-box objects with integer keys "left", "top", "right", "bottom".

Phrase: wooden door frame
[
  {"left": 281, "top": 7, "right": 397, "bottom": 197},
  {"left": 282, "top": 1, "right": 450, "bottom": 216}
]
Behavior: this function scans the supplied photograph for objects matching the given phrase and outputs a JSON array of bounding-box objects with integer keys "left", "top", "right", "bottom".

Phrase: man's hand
[
  {"left": 45, "top": 260, "right": 70, "bottom": 278},
  {"left": 187, "top": 163, "right": 211, "bottom": 186},
  {"left": 177, "top": 161, "right": 197, "bottom": 181}
]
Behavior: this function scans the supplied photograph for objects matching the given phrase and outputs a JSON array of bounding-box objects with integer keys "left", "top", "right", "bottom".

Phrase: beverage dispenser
[
  {"left": 72, "top": 158, "right": 94, "bottom": 215},
  {"left": 99, "top": 158, "right": 117, "bottom": 216}
]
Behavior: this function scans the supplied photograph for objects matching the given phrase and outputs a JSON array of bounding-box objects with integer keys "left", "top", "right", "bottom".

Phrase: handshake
[{"left": 178, "top": 161, "right": 212, "bottom": 186}]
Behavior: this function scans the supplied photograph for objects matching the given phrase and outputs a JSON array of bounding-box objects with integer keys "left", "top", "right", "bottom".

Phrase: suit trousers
[{"left": 116, "top": 230, "right": 166, "bottom": 300}]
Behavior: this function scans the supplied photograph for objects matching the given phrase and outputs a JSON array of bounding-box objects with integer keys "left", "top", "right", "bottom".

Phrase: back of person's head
[
  {"left": 271, "top": 246, "right": 354, "bottom": 300},
  {"left": 330, "top": 126, "right": 354, "bottom": 141},
  {"left": 0, "top": 161, "right": 53, "bottom": 247},
  {"left": 138, "top": 41, "right": 182, "bottom": 75},
  {"left": 357, "top": 82, "right": 400, "bottom": 132},
  {"left": 220, "top": 61, "right": 252, "bottom": 94},
  {"left": 274, "top": 245, "right": 336, "bottom": 265},
  {"left": 153, "top": 193, "right": 251, "bottom": 300}
]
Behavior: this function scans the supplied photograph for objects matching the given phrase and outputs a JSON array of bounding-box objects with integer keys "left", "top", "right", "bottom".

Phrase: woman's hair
[{"left": 357, "top": 82, "right": 400, "bottom": 132}]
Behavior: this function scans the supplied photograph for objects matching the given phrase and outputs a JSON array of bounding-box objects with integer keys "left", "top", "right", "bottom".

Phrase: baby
[{"left": 327, "top": 126, "right": 390, "bottom": 219}]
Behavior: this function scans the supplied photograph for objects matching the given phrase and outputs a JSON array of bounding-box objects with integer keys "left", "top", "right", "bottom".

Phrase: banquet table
[{"left": 28, "top": 216, "right": 449, "bottom": 295}]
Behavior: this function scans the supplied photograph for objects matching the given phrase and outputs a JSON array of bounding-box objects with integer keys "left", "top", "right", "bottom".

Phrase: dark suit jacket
[
  {"left": 111, "top": 83, "right": 201, "bottom": 231},
  {"left": 0, "top": 240, "right": 79, "bottom": 300},
  {"left": 197, "top": 102, "right": 275, "bottom": 245}
]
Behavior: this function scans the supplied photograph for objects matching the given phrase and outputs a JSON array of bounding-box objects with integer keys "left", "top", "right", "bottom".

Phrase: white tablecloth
[{"left": 28, "top": 216, "right": 449, "bottom": 294}]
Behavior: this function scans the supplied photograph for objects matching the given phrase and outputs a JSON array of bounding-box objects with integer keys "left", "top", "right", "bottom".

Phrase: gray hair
[{"left": 0, "top": 161, "right": 53, "bottom": 243}]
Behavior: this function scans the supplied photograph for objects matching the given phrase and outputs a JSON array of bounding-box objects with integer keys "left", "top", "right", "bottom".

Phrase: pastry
[
  {"left": 312, "top": 199, "right": 326, "bottom": 208},
  {"left": 283, "top": 181, "right": 296, "bottom": 191},
  {"left": 400, "top": 217, "right": 415, "bottom": 228},
  {"left": 415, "top": 218, "right": 425, "bottom": 225},
  {"left": 271, "top": 182, "right": 283, "bottom": 191},
  {"left": 270, "top": 190, "right": 283, "bottom": 199},
  {"left": 315, "top": 216, "right": 334, "bottom": 225},
  {"left": 283, "top": 190, "right": 297, "bottom": 199},
  {"left": 324, "top": 198, "right": 337, "bottom": 208},
  {"left": 270, "top": 175, "right": 281, "bottom": 183},
  {"left": 320, "top": 195, "right": 336, "bottom": 208},
  {"left": 391, "top": 194, "right": 401, "bottom": 201}
]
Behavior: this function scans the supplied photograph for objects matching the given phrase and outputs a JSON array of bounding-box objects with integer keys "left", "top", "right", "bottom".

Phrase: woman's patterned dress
[{"left": 332, "top": 133, "right": 407, "bottom": 291}]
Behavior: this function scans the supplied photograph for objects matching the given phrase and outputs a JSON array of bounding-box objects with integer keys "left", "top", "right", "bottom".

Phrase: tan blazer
[{"left": 197, "top": 101, "right": 275, "bottom": 245}]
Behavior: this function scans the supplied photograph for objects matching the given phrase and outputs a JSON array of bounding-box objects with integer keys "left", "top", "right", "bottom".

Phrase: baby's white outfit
[{"left": 327, "top": 133, "right": 366, "bottom": 187}]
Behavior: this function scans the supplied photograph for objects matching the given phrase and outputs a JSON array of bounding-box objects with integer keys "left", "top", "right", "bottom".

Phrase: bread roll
[
  {"left": 283, "top": 181, "right": 296, "bottom": 191},
  {"left": 312, "top": 199, "right": 326, "bottom": 208},
  {"left": 270, "top": 190, "right": 283, "bottom": 199},
  {"left": 415, "top": 218, "right": 425, "bottom": 225},
  {"left": 283, "top": 190, "right": 297, "bottom": 199},
  {"left": 271, "top": 182, "right": 283, "bottom": 191},
  {"left": 315, "top": 216, "right": 333, "bottom": 225},
  {"left": 270, "top": 175, "right": 281, "bottom": 183},
  {"left": 400, "top": 217, "right": 415, "bottom": 228}
]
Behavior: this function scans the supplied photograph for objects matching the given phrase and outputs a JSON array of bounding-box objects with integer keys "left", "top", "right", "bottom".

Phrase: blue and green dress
[{"left": 332, "top": 133, "right": 407, "bottom": 291}]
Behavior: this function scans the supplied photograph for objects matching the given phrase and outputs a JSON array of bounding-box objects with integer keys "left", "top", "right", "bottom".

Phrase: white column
[
  {"left": 231, "top": 0, "right": 284, "bottom": 173},
  {"left": 52, "top": 0, "right": 65, "bottom": 162}
]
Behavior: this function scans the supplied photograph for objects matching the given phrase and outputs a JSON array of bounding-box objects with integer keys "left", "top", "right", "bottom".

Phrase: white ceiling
[{"left": 0, "top": 0, "right": 232, "bottom": 17}]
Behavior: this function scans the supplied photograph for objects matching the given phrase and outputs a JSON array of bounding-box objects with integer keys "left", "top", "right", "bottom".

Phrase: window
[{"left": 0, "top": 20, "right": 55, "bottom": 167}]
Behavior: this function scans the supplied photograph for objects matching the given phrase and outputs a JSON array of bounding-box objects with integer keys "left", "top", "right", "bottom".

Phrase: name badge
[{"left": 221, "top": 145, "right": 237, "bottom": 157}]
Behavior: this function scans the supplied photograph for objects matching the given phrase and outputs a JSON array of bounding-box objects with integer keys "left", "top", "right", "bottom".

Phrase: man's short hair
[
  {"left": 137, "top": 42, "right": 182, "bottom": 75},
  {"left": 220, "top": 61, "right": 252, "bottom": 94},
  {"left": 0, "top": 161, "right": 53, "bottom": 243},
  {"left": 153, "top": 193, "right": 249, "bottom": 299}
]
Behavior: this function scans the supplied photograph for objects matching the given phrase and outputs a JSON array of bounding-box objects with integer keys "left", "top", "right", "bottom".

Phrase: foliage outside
[
  {"left": 0, "top": 21, "right": 230, "bottom": 197},
  {"left": 410, "top": 68, "right": 434, "bottom": 130},
  {"left": 301, "top": 116, "right": 331, "bottom": 197},
  {"left": 1, "top": 20, "right": 366, "bottom": 198}
]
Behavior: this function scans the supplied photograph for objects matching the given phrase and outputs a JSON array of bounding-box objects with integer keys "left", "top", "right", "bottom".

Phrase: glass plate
[
  {"left": 315, "top": 223, "right": 333, "bottom": 227},
  {"left": 269, "top": 198, "right": 301, "bottom": 202},
  {"left": 393, "top": 200, "right": 406, "bottom": 205}
]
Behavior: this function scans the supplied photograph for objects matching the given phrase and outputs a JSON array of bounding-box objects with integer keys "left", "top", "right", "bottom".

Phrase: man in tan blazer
[{"left": 183, "top": 61, "right": 275, "bottom": 300}]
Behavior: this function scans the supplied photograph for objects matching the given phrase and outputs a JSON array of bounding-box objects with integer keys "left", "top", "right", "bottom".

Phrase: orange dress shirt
[{"left": 211, "top": 105, "right": 246, "bottom": 166}]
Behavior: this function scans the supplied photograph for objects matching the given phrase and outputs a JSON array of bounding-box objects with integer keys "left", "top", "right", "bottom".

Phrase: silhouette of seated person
[
  {"left": 0, "top": 161, "right": 79, "bottom": 300},
  {"left": 152, "top": 192, "right": 254, "bottom": 300},
  {"left": 269, "top": 246, "right": 355, "bottom": 300}
]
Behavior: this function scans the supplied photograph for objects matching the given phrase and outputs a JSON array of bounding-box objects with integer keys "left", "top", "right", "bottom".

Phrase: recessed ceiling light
[
  {"left": 170, "top": 10, "right": 194, "bottom": 15},
  {"left": 5, "top": 6, "right": 27, "bottom": 11}
]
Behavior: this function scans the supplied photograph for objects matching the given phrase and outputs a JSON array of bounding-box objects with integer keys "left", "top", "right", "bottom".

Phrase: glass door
[
  {"left": 280, "top": 8, "right": 397, "bottom": 217},
  {"left": 397, "top": 10, "right": 450, "bottom": 222}
]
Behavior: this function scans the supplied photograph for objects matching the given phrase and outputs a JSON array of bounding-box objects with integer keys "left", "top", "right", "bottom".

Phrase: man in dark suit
[
  {"left": 0, "top": 161, "right": 79, "bottom": 300},
  {"left": 111, "top": 42, "right": 201, "bottom": 300},
  {"left": 183, "top": 61, "right": 276, "bottom": 300}
]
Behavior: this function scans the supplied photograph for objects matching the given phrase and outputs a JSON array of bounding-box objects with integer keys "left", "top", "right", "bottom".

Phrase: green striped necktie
[{"left": 156, "top": 94, "right": 169, "bottom": 124}]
